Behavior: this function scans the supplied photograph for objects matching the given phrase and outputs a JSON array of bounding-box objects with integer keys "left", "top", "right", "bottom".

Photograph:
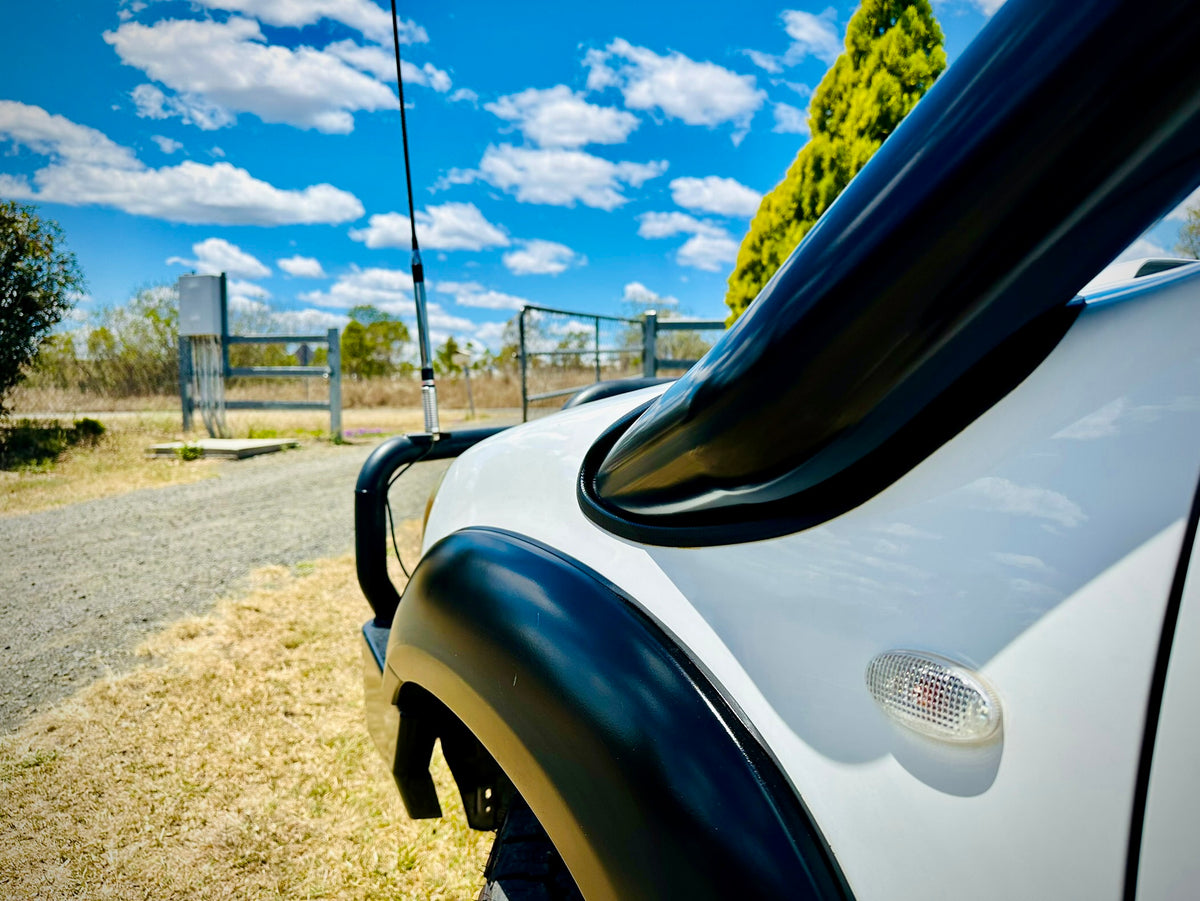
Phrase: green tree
[
  {"left": 434, "top": 336, "right": 462, "bottom": 376},
  {"left": 1176, "top": 205, "right": 1200, "bottom": 259},
  {"left": 0, "top": 202, "right": 84, "bottom": 413},
  {"left": 339, "top": 306, "right": 411, "bottom": 378},
  {"left": 725, "top": 0, "right": 946, "bottom": 320}
]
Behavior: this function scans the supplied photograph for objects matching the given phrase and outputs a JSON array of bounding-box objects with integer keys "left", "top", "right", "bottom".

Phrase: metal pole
[
  {"left": 412, "top": 251, "right": 440, "bottom": 437},
  {"left": 178, "top": 336, "right": 193, "bottom": 432},
  {"left": 327, "top": 327, "right": 343, "bottom": 440},
  {"left": 643, "top": 310, "right": 658, "bottom": 378},
  {"left": 594, "top": 315, "right": 601, "bottom": 384},
  {"left": 519, "top": 308, "right": 528, "bottom": 422},
  {"left": 219, "top": 272, "right": 230, "bottom": 379},
  {"left": 463, "top": 359, "right": 475, "bottom": 418}
]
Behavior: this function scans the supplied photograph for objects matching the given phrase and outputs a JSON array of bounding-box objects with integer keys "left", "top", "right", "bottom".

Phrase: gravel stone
[{"left": 0, "top": 443, "right": 449, "bottom": 734}]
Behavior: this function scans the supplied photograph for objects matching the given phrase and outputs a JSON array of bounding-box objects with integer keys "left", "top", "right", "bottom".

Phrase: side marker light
[{"left": 866, "top": 650, "right": 1001, "bottom": 743}]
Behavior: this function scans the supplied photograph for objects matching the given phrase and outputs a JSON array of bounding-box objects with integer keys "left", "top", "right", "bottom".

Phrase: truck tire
[{"left": 477, "top": 795, "right": 583, "bottom": 901}]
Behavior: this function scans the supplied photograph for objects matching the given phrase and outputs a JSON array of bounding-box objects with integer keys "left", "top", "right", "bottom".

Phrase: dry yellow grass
[
  {"left": 0, "top": 414, "right": 217, "bottom": 517},
  {"left": 0, "top": 522, "right": 492, "bottom": 900},
  {"left": 0, "top": 408, "right": 511, "bottom": 519}
]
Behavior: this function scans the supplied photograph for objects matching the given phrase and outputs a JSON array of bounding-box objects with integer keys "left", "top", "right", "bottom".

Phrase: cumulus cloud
[
  {"left": 278, "top": 255, "right": 327, "bottom": 278},
  {"left": 485, "top": 85, "right": 638, "bottom": 148},
  {"left": 450, "top": 88, "right": 479, "bottom": 105},
  {"left": 167, "top": 237, "right": 271, "bottom": 278},
  {"left": 780, "top": 8, "right": 842, "bottom": 65},
  {"left": 744, "top": 8, "right": 841, "bottom": 75},
  {"left": 772, "top": 102, "right": 810, "bottom": 135},
  {"left": 190, "top": 0, "right": 425, "bottom": 45},
  {"left": 637, "top": 211, "right": 739, "bottom": 272},
  {"left": 106, "top": 17, "right": 396, "bottom": 133},
  {"left": 669, "top": 176, "right": 761, "bottom": 218},
  {"left": 458, "top": 144, "right": 666, "bottom": 209},
  {"left": 623, "top": 281, "right": 679, "bottom": 308},
  {"left": 585, "top": 38, "right": 765, "bottom": 141},
  {"left": 971, "top": 0, "right": 1008, "bottom": 14},
  {"left": 502, "top": 239, "right": 582, "bottom": 275},
  {"left": 349, "top": 202, "right": 509, "bottom": 251},
  {"left": 324, "top": 40, "right": 451, "bottom": 91},
  {"left": 299, "top": 266, "right": 414, "bottom": 311},
  {"left": 436, "top": 281, "right": 530, "bottom": 311},
  {"left": 151, "top": 134, "right": 182, "bottom": 154},
  {"left": 959, "top": 477, "right": 1087, "bottom": 529},
  {"left": 0, "top": 101, "right": 362, "bottom": 225}
]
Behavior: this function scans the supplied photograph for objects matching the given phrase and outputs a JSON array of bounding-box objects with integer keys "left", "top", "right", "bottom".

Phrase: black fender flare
[{"left": 381, "top": 527, "right": 850, "bottom": 901}]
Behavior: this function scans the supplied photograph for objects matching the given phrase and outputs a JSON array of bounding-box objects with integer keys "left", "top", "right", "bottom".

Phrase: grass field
[
  {"left": 0, "top": 522, "right": 492, "bottom": 900},
  {"left": 0, "top": 407, "right": 500, "bottom": 518}
]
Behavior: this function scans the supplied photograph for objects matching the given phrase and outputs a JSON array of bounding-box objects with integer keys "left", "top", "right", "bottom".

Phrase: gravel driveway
[{"left": 0, "top": 442, "right": 449, "bottom": 733}]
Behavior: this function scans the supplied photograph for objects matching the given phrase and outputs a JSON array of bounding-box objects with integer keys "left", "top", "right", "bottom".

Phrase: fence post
[
  {"left": 643, "top": 310, "right": 658, "bottom": 377},
  {"left": 594, "top": 316, "right": 601, "bottom": 383},
  {"left": 327, "top": 327, "right": 342, "bottom": 440},
  {"left": 178, "top": 336, "right": 193, "bottom": 432},
  {"left": 519, "top": 308, "right": 528, "bottom": 422}
]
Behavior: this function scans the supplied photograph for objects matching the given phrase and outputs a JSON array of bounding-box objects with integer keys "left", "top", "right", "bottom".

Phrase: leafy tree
[
  {"left": 1176, "top": 205, "right": 1200, "bottom": 259},
  {"left": 0, "top": 202, "right": 84, "bottom": 413},
  {"left": 339, "top": 305, "right": 411, "bottom": 378},
  {"left": 434, "top": 336, "right": 462, "bottom": 376},
  {"left": 725, "top": 0, "right": 946, "bottom": 320}
]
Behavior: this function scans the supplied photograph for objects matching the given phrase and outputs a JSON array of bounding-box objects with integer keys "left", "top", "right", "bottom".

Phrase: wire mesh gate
[{"left": 517, "top": 305, "right": 726, "bottom": 421}]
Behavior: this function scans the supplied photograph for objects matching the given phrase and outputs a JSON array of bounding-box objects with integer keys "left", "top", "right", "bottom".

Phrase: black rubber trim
[
  {"left": 355, "top": 427, "right": 507, "bottom": 626},
  {"left": 579, "top": 302, "right": 1082, "bottom": 546},
  {"left": 1123, "top": 465, "right": 1200, "bottom": 899},
  {"left": 388, "top": 526, "right": 853, "bottom": 901}
]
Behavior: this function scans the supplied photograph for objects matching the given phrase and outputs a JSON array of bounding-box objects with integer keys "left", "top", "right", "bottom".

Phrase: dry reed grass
[{"left": 0, "top": 522, "right": 492, "bottom": 900}]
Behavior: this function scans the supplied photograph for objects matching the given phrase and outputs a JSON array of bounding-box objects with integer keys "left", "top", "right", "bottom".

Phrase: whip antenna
[{"left": 390, "top": 0, "right": 439, "bottom": 437}]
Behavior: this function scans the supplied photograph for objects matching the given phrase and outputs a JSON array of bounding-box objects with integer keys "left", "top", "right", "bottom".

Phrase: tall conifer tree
[{"left": 725, "top": 1, "right": 946, "bottom": 320}]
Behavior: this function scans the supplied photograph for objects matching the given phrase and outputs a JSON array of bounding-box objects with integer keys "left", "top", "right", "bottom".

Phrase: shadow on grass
[{"left": 0, "top": 418, "right": 105, "bottom": 470}]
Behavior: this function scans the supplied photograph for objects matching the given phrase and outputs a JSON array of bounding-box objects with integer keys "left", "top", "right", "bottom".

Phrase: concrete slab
[{"left": 147, "top": 438, "right": 299, "bottom": 459}]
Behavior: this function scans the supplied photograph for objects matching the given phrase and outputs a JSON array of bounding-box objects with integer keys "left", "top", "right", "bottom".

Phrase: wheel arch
[{"left": 376, "top": 527, "right": 851, "bottom": 901}]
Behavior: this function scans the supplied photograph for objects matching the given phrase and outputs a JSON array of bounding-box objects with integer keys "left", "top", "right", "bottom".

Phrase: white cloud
[
  {"left": 676, "top": 231, "right": 739, "bottom": 271},
  {"left": 485, "top": 85, "right": 638, "bottom": 148},
  {"left": 436, "top": 282, "right": 529, "bottom": 311},
  {"left": 670, "top": 175, "right": 761, "bottom": 218},
  {"left": 772, "top": 102, "right": 810, "bottom": 136},
  {"left": 637, "top": 211, "right": 713, "bottom": 239},
  {"left": 278, "top": 255, "right": 327, "bottom": 278},
  {"left": 623, "top": 281, "right": 679, "bottom": 308},
  {"left": 349, "top": 202, "right": 509, "bottom": 251},
  {"left": 272, "top": 307, "right": 349, "bottom": 332},
  {"left": 324, "top": 40, "right": 451, "bottom": 92},
  {"left": 132, "top": 83, "right": 233, "bottom": 130},
  {"left": 300, "top": 266, "right": 414, "bottom": 311},
  {"left": 780, "top": 8, "right": 842, "bottom": 65},
  {"left": 970, "top": 0, "right": 1007, "bottom": 15},
  {"left": 450, "top": 88, "right": 478, "bottom": 105},
  {"left": 228, "top": 278, "right": 271, "bottom": 302},
  {"left": 189, "top": 0, "right": 425, "bottom": 45},
  {"left": 105, "top": 18, "right": 396, "bottom": 133},
  {"left": 584, "top": 39, "right": 765, "bottom": 141},
  {"left": 502, "top": 239, "right": 582, "bottom": 275},
  {"left": 1115, "top": 237, "right": 1168, "bottom": 262},
  {"left": 637, "top": 211, "right": 738, "bottom": 272},
  {"left": 167, "top": 237, "right": 271, "bottom": 278},
  {"left": 466, "top": 144, "right": 667, "bottom": 209},
  {"left": 0, "top": 100, "right": 137, "bottom": 169},
  {"left": 0, "top": 101, "right": 363, "bottom": 225},
  {"left": 959, "top": 477, "right": 1087, "bottom": 529},
  {"left": 742, "top": 49, "right": 783, "bottom": 74},
  {"left": 151, "top": 134, "right": 182, "bottom": 154},
  {"left": 472, "top": 320, "right": 509, "bottom": 348}
]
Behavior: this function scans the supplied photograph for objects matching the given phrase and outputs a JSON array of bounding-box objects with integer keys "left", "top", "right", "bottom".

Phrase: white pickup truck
[{"left": 354, "top": 0, "right": 1200, "bottom": 897}]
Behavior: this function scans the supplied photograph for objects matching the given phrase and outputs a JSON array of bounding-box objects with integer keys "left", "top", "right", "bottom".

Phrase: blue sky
[{"left": 2, "top": 0, "right": 1189, "bottom": 350}]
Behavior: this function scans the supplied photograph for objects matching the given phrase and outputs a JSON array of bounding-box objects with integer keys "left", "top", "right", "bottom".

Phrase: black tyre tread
[{"left": 478, "top": 796, "right": 583, "bottom": 901}]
